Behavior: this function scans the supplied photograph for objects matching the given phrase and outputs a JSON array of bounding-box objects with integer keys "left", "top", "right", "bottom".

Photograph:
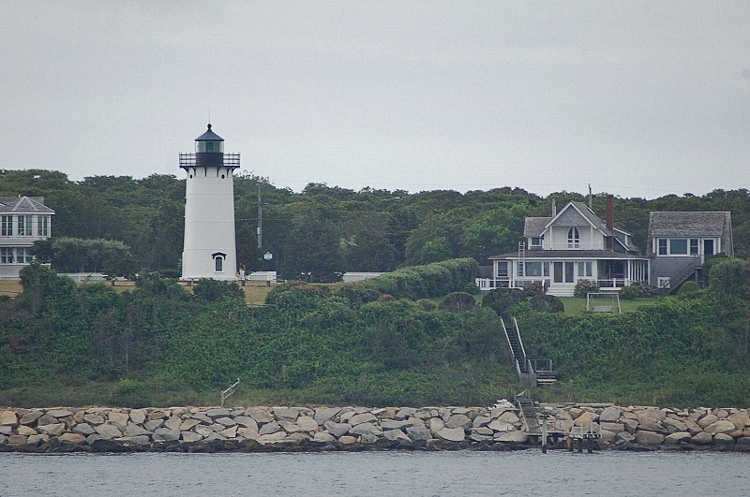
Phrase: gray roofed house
[
  {"left": 487, "top": 196, "right": 649, "bottom": 297},
  {"left": 480, "top": 202, "right": 734, "bottom": 296},
  {"left": 0, "top": 196, "right": 55, "bottom": 278},
  {"left": 647, "top": 211, "right": 733, "bottom": 290}
]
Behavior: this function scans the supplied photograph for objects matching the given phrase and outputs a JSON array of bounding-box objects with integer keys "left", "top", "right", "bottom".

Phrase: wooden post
[{"left": 541, "top": 418, "right": 548, "bottom": 453}]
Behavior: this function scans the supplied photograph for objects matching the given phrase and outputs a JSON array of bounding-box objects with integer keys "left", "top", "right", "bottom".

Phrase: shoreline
[{"left": 2, "top": 403, "right": 749, "bottom": 454}]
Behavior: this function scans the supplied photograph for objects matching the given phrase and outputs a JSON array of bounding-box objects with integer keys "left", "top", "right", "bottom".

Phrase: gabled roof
[
  {"left": 542, "top": 201, "right": 616, "bottom": 237},
  {"left": 521, "top": 200, "right": 637, "bottom": 254},
  {"left": 0, "top": 196, "right": 55, "bottom": 214}
]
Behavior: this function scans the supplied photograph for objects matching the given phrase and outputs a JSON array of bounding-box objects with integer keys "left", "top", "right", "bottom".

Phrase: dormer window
[{"left": 567, "top": 227, "right": 580, "bottom": 248}]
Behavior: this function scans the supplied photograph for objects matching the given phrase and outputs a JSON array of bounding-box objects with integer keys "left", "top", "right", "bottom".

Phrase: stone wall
[{"left": 1, "top": 403, "right": 748, "bottom": 453}]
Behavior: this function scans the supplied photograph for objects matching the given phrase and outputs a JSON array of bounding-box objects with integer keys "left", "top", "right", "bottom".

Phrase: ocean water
[{"left": 1, "top": 450, "right": 748, "bottom": 496}]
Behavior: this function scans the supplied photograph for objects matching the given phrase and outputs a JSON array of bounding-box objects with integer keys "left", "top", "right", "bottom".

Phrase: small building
[
  {"left": 647, "top": 211, "right": 733, "bottom": 290},
  {"left": 486, "top": 196, "right": 650, "bottom": 297},
  {"left": 0, "top": 196, "right": 54, "bottom": 278}
]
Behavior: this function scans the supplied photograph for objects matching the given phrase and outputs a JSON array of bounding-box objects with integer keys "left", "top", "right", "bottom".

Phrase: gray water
[{"left": 1, "top": 450, "right": 747, "bottom": 496}]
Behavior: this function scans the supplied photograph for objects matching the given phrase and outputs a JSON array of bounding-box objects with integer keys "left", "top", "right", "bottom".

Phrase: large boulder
[
  {"left": 0, "top": 411, "right": 18, "bottom": 427},
  {"left": 445, "top": 414, "right": 472, "bottom": 431},
  {"left": 296, "top": 416, "right": 319, "bottom": 433},
  {"left": 406, "top": 424, "right": 432, "bottom": 442},
  {"left": 691, "top": 432, "right": 714, "bottom": 445},
  {"left": 635, "top": 430, "right": 665, "bottom": 446},
  {"left": 436, "top": 427, "right": 465, "bottom": 442},
  {"left": 494, "top": 431, "right": 528, "bottom": 443},
  {"left": 349, "top": 412, "right": 377, "bottom": 426},
  {"left": 58, "top": 433, "right": 86, "bottom": 445},
  {"left": 704, "top": 420, "right": 736, "bottom": 434},
  {"left": 38, "top": 423, "right": 66, "bottom": 437},
  {"left": 599, "top": 407, "right": 622, "bottom": 422},
  {"left": 349, "top": 422, "right": 383, "bottom": 438},
  {"left": 129, "top": 409, "right": 147, "bottom": 425},
  {"left": 314, "top": 407, "right": 340, "bottom": 425},
  {"left": 664, "top": 432, "right": 692, "bottom": 445},
  {"left": 323, "top": 421, "right": 351, "bottom": 438}
]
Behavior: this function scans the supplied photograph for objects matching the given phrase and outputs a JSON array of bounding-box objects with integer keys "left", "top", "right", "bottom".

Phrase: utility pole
[{"left": 257, "top": 184, "right": 263, "bottom": 249}]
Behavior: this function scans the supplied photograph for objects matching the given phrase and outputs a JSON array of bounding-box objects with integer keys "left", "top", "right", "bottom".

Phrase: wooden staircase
[
  {"left": 501, "top": 317, "right": 557, "bottom": 387},
  {"left": 515, "top": 390, "right": 541, "bottom": 433}
]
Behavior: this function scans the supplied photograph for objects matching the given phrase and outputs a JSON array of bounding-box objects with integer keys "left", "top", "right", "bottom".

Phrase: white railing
[{"left": 220, "top": 378, "right": 241, "bottom": 407}]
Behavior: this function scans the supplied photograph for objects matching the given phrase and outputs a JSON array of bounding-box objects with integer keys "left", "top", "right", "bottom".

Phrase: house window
[
  {"left": 530, "top": 236, "right": 543, "bottom": 248},
  {"left": 704, "top": 239, "right": 715, "bottom": 256},
  {"left": 669, "top": 239, "right": 688, "bottom": 255},
  {"left": 658, "top": 277, "right": 670, "bottom": 288},
  {"left": 215, "top": 256, "right": 223, "bottom": 272},
  {"left": 525, "top": 262, "right": 543, "bottom": 277},
  {"left": 1, "top": 215, "right": 12, "bottom": 236},
  {"left": 496, "top": 262, "right": 509, "bottom": 278},
  {"left": 37, "top": 215, "right": 49, "bottom": 236},
  {"left": 658, "top": 239, "right": 667, "bottom": 255},
  {"left": 18, "top": 215, "right": 33, "bottom": 236},
  {"left": 577, "top": 261, "right": 593, "bottom": 277},
  {"left": 17, "top": 248, "right": 32, "bottom": 263},
  {"left": 0, "top": 247, "right": 13, "bottom": 264},
  {"left": 689, "top": 239, "right": 699, "bottom": 255},
  {"left": 567, "top": 228, "right": 580, "bottom": 248}
]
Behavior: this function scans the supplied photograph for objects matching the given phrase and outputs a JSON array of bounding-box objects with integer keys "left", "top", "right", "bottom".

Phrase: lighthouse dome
[{"left": 195, "top": 123, "right": 224, "bottom": 153}]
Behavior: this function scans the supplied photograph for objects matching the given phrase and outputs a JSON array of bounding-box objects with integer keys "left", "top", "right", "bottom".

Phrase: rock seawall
[{"left": 1, "top": 403, "right": 749, "bottom": 453}]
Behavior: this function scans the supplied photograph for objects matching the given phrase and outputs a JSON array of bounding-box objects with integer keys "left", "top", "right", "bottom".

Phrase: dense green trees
[{"left": 1, "top": 169, "right": 748, "bottom": 280}]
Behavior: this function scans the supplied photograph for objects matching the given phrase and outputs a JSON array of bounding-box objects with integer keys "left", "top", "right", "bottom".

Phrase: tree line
[{"left": 1, "top": 169, "right": 748, "bottom": 281}]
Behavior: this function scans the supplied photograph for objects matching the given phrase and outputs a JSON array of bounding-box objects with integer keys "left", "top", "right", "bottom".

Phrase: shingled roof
[
  {"left": 0, "top": 196, "right": 54, "bottom": 214},
  {"left": 648, "top": 211, "right": 733, "bottom": 256}
]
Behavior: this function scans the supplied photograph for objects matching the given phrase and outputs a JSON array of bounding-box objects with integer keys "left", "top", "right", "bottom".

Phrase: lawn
[{"left": 558, "top": 296, "right": 661, "bottom": 315}]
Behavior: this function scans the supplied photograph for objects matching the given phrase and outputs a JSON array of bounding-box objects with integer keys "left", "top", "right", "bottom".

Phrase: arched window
[
  {"left": 212, "top": 252, "right": 226, "bottom": 272},
  {"left": 567, "top": 227, "right": 580, "bottom": 248}
]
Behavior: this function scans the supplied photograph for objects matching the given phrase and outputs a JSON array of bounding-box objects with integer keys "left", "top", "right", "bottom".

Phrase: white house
[
  {"left": 486, "top": 196, "right": 650, "bottom": 297},
  {"left": 0, "top": 196, "right": 54, "bottom": 278}
]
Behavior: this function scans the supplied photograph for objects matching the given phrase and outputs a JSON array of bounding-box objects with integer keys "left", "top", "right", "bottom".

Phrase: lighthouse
[{"left": 179, "top": 124, "right": 240, "bottom": 280}]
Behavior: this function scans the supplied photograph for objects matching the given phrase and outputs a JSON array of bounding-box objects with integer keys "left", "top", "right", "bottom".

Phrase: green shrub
[
  {"left": 574, "top": 279, "right": 599, "bottom": 298},
  {"left": 439, "top": 292, "right": 476, "bottom": 312},
  {"left": 109, "top": 378, "right": 149, "bottom": 408},
  {"left": 618, "top": 284, "right": 639, "bottom": 300},
  {"left": 416, "top": 299, "right": 436, "bottom": 311},
  {"left": 678, "top": 280, "right": 700, "bottom": 295}
]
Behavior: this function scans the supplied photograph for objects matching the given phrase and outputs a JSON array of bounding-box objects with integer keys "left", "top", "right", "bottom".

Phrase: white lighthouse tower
[{"left": 180, "top": 124, "right": 240, "bottom": 280}]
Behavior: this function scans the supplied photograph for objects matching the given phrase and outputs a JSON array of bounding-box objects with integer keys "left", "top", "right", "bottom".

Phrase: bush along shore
[{"left": 1, "top": 403, "right": 749, "bottom": 453}]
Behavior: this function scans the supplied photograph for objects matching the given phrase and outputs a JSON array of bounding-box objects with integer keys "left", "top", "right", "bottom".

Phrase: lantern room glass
[{"left": 196, "top": 140, "right": 223, "bottom": 153}]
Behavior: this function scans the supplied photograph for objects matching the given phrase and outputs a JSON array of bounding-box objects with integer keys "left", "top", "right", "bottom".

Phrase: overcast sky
[{"left": 2, "top": 1, "right": 749, "bottom": 199}]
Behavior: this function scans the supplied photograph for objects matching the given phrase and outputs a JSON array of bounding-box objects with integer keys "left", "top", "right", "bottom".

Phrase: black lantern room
[{"left": 180, "top": 123, "right": 240, "bottom": 171}]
